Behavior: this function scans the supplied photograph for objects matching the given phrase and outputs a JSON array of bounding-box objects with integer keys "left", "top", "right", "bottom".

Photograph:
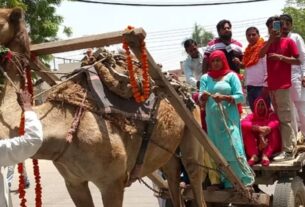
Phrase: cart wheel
[{"left": 273, "top": 176, "right": 305, "bottom": 207}]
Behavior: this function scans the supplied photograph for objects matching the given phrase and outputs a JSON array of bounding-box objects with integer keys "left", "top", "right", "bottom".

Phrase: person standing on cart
[
  {"left": 233, "top": 27, "right": 269, "bottom": 112},
  {"left": 280, "top": 14, "right": 305, "bottom": 143},
  {"left": 259, "top": 16, "right": 300, "bottom": 161},
  {"left": 202, "top": 19, "right": 244, "bottom": 115},
  {"left": 199, "top": 50, "right": 254, "bottom": 189},
  {"left": 183, "top": 39, "right": 221, "bottom": 189},
  {"left": 202, "top": 19, "right": 243, "bottom": 75}
]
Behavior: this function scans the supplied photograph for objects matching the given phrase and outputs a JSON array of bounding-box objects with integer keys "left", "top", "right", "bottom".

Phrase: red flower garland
[
  {"left": 18, "top": 67, "right": 42, "bottom": 207},
  {"left": 122, "top": 26, "right": 150, "bottom": 103},
  {"left": 18, "top": 116, "right": 27, "bottom": 207},
  {"left": 26, "top": 66, "right": 42, "bottom": 207}
]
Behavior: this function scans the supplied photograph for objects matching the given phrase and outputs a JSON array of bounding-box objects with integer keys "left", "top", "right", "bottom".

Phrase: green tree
[
  {"left": 191, "top": 23, "right": 214, "bottom": 47},
  {"left": 0, "top": 0, "right": 72, "bottom": 44},
  {"left": 283, "top": 0, "right": 305, "bottom": 38}
]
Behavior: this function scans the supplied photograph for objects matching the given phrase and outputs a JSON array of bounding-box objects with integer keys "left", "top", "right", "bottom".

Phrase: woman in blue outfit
[{"left": 199, "top": 50, "right": 254, "bottom": 188}]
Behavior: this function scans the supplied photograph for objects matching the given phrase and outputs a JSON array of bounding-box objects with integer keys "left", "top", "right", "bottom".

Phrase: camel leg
[
  {"left": 99, "top": 178, "right": 125, "bottom": 207},
  {"left": 162, "top": 155, "right": 184, "bottom": 207},
  {"left": 180, "top": 128, "right": 207, "bottom": 207},
  {"left": 65, "top": 180, "right": 95, "bottom": 207},
  {"left": 53, "top": 162, "right": 95, "bottom": 207}
]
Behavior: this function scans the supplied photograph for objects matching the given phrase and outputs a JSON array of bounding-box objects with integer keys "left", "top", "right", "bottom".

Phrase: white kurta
[
  {"left": 182, "top": 50, "right": 203, "bottom": 87},
  {"left": 289, "top": 32, "right": 305, "bottom": 101},
  {"left": 288, "top": 32, "right": 305, "bottom": 137},
  {"left": 0, "top": 111, "right": 43, "bottom": 207}
]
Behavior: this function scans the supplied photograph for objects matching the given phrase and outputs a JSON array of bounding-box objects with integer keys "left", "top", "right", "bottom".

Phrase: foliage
[
  {"left": 191, "top": 23, "right": 214, "bottom": 47},
  {"left": 285, "top": 0, "right": 305, "bottom": 6},
  {"left": 283, "top": 0, "right": 305, "bottom": 38},
  {"left": 0, "top": 0, "right": 72, "bottom": 44}
]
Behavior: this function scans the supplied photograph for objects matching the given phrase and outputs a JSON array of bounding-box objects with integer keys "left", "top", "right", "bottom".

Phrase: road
[
  {"left": 10, "top": 160, "right": 159, "bottom": 207},
  {"left": 9, "top": 160, "right": 278, "bottom": 207}
]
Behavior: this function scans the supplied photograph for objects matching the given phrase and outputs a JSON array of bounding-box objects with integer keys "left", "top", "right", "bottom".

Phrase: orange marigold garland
[
  {"left": 122, "top": 26, "right": 150, "bottom": 103},
  {"left": 242, "top": 38, "right": 265, "bottom": 68}
]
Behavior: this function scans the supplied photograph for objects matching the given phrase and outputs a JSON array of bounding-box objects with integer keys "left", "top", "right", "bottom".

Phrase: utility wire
[
  {"left": 148, "top": 16, "right": 268, "bottom": 35},
  {"left": 72, "top": 0, "right": 272, "bottom": 7},
  {"left": 55, "top": 16, "right": 268, "bottom": 61},
  {"left": 147, "top": 18, "right": 267, "bottom": 39}
]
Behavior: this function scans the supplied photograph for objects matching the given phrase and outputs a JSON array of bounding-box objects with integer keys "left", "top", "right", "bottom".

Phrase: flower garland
[
  {"left": 18, "top": 67, "right": 42, "bottom": 207},
  {"left": 17, "top": 117, "right": 27, "bottom": 207},
  {"left": 25, "top": 66, "right": 42, "bottom": 207},
  {"left": 242, "top": 38, "right": 265, "bottom": 68},
  {"left": 122, "top": 26, "right": 150, "bottom": 103},
  {"left": 0, "top": 46, "right": 12, "bottom": 63}
]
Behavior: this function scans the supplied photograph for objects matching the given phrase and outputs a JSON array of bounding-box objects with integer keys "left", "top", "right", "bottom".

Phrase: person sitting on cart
[
  {"left": 199, "top": 50, "right": 254, "bottom": 189},
  {"left": 241, "top": 97, "right": 282, "bottom": 166}
]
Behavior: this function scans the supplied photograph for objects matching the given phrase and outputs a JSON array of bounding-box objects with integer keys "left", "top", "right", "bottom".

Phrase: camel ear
[{"left": 9, "top": 7, "right": 24, "bottom": 24}]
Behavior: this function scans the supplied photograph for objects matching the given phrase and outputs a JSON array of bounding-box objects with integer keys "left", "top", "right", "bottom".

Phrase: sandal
[
  {"left": 261, "top": 155, "right": 270, "bottom": 167},
  {"left": 248, "top": 155, "right": 259, "bottom": 166}
]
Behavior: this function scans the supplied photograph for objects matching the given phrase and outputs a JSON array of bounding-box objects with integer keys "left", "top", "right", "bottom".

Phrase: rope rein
[
  {"left": 202, "top": 91, "right": 255, "bottom": 200},
  {"left": 216, "top": 102, "right": 256, "bottom": 182}
]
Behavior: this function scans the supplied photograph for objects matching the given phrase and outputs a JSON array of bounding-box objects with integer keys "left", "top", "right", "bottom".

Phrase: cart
[
  {"left": 252, "top": 148, "right": 305, "bottom": 207},
  {"left": 148, "top": 148, "right": 305, "bottom": 207},
  {"left": 30, "top": 28, "right": 305, "bottom": 207}
]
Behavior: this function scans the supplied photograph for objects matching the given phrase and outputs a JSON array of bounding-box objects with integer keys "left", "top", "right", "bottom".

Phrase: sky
[{"left": 53, "top": 0, "right": 287, "bottom": 71}]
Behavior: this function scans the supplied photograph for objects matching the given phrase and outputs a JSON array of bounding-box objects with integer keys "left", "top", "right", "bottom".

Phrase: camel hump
[
  {"left": 48, "top": 47, "right": 195, "bottom": 119},
  {"left": 82, "top": 48, "right": 134, "bottom": 99}
]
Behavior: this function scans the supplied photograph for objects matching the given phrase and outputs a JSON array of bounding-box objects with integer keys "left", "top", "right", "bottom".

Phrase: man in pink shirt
[{"left": 259, "top": 16, "right": 300, "bottom": 161}]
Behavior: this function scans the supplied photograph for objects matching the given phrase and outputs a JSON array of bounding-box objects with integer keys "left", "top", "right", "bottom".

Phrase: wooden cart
[
  {"left": 30, "top": 28, "right": 305, "bottom": 207},
  {"left": 252, "top": 149, "right": 305, "bottom": 207},
  {"left": 149, "top": 150, "right": 305, "bottom": 206}
]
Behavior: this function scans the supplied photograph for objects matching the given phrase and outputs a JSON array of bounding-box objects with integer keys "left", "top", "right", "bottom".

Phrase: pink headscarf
[
  {"left": 207, "top": 50, "right": 232, "bottom": 79},
  {"left": 253, "top": 97, "right": 271, "bottom": 121}
]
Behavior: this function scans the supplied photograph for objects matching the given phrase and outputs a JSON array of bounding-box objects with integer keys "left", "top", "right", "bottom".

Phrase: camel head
[
  {"left": 0, "top": 8, "right": 30, "bottom": 85},
  {"left": 0, "top": 8, "right": 25, "bottom": 47}
]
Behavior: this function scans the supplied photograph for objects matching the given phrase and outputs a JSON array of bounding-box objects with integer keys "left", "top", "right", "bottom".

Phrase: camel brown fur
[{"left": 0, "top": 8, "right": 207, "bottom": 207}]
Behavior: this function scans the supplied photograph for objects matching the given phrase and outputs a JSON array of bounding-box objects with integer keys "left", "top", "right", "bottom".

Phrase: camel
[{"left": 0, "top": 7, "right": 207, "bottom": 207}]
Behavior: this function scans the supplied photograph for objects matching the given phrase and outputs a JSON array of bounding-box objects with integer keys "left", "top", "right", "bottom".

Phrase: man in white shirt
[
  {"left": 280, "top": 14, "right": 305, "bottom": 140},
  {"left": 182, "top": 39, "right": 221, "bottom": 190},
  {"left": 182, "top": 39, "right": 203, "bottom": 89},
  {"left": 0, "top": 90, "right": 43, "bottom": 207}
]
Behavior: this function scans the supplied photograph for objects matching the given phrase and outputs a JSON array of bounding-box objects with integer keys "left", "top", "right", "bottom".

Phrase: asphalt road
[
  {"left": 10, "top": 160, "right": 159, "bottom": 207},
  {"left": 9, "top": 160, "right": 277, "bottom": 207}
]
